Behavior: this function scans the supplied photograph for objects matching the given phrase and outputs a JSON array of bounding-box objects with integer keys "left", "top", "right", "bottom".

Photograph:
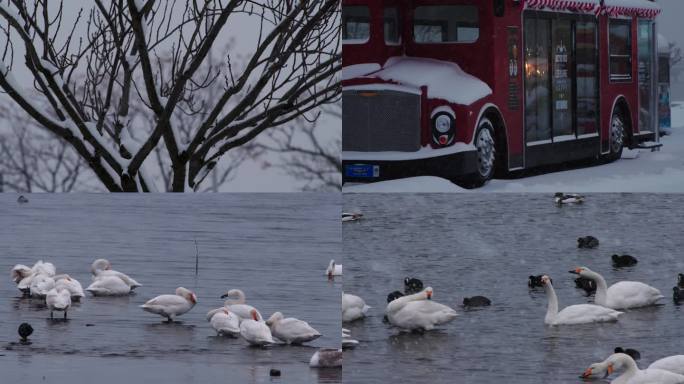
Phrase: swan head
[
  {"left": 569, "top": 266, "right": 593, "bottom": 277},
  {"left": 540, "top": 275, "right": 552, "bottom": 286},
  {"left": 327, "top": 260, "right": 335, "bottom": 278},
  {"left": 266, "top": 312, "right": 283, "bottom": 325},
  {"left": 176, "top": 287, "right": 197, "bottom": 304},
  {"left": 91, "top": 259, "right": 112, "bottom": 274},
  {"left": 220, "top": 289, "right": 245, "bottom": 303},
  {"left": 424, "top": 287, "right": 433, "bottom": 300},
  {"left": 580, "top": 362, "right": 609, "bottom": 379},
  {"left": 250, "top": 309, "right": 261, "bottom": 321}
]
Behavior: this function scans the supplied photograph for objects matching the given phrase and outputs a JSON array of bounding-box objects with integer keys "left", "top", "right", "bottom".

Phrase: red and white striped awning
[
  {"left": 525, "top": 0, "right": 599, "bottom": 14},
  {"left": 524, "top": 0, "right": 661, "bottom": 19},
  {"left": 602, "top": 6, "right": 660, "bottom": 19}
]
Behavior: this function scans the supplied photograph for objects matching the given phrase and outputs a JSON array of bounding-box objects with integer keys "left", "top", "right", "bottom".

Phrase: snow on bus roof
[{"left": 370, "top": 57, "right": 492, "bottom": 106}]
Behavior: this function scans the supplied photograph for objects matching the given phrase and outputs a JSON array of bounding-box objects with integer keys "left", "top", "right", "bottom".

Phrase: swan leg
[
  {"left": 50, "top": 311, "right": 53, "bottom": 319},
  {"left": 64, "top": 311, "right": 67, "bottom": 320}
]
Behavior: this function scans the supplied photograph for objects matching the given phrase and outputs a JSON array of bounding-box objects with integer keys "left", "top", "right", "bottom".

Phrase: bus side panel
[{"left": 598, "top": 15, "right": 640, "bottom": 154}]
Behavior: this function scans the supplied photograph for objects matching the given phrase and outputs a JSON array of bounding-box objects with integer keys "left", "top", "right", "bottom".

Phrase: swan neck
[
  {"left": 544, "top": 283, "right": 559, "bottom": 322},
  {"left": 227, "top": 290, "right": 246, "bottom": 305},
  {"left": 588, "top": 271, "right": 609, "bottom": 305}
]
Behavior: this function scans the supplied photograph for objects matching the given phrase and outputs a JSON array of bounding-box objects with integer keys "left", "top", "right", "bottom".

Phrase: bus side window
[{"left": 494, "top": 0, "right": 505, "bottom": 17}]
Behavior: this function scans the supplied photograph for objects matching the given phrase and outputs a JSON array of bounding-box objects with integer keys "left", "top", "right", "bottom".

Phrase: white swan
[
  {"left": 570, "top": 267, "right": 664, "bottom": 309},
  {"left": 140, "top": 287, "right": 197, "bottom": 322},
  {"left": 30, "top": 274, "right": 55, "bottom": 298},
  {"left": 342, "top": 293, "right": 371, "bottom": 322},
  {"left": 239, "top": 309, "right": 275, "bottom": 346},
  {"left": 219, "top": 289, "right": 263, "bottom": 321},
  {"left": 46, "top": 288, "right": 72, "bottom": 319},
  {"left": 649, "top": 356, "right": 684, "bottom": 375},
  {"left": 54, "top": 275, "right": 85, "bottom": 301},
  {"left": 310, "top": 348, "right": 342, "bottom": 368},
  {"left": 326, "top": 259, "right": 342, "bottom": 279},
  {"left": 89, "top": 259, "right": 141, "bottom": 291},
  {"left": 209, "top": 308, "right": 241, "bottom": 337},
  {"left": 582, "top": 353, "right": 684, "bottom": 383},
  {"left": 540, "top": 275, "right": 622, "bottom": 325},
  {"left": 86, "top": 275, "right": 133, "bottom": 296},
  {"left": 14, "top": 261, "right": 56, "bottom": 294},
  {"left": 386, "top": 287, "right": 457, "bottom": 331},
  {"left": 266, "top": 312, "right": 321, "bottom": 344}
]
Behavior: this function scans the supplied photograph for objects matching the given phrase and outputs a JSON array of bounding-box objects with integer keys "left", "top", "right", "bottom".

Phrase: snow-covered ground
[{"left": 344, "top": 103, "right": 684, "bottom": 193}]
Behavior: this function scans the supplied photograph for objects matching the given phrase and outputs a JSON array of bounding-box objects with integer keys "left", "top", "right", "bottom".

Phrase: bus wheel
[
  {"left": 608, "top": 110, "right": 625, "bottom": 161},
  {"left": 460, "top": 118, "right": 496, "bottom": 188}
]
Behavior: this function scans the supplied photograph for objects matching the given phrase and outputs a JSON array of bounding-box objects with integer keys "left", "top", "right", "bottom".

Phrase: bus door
[{"left": 637, "top": 20, "right": 656, "bottom": 135}]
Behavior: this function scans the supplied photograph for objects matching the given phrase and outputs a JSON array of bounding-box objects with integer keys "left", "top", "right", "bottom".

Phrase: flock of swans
[
  {"left": 529, "top": 238, "right": 683, "bottom": 382},
  {"left": 10, "top": 258, "right": 342, "bottom": 369}
]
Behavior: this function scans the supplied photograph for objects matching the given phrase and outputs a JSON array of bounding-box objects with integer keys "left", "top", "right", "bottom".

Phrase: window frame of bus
[
  {"left": 412, "top": 5, "right": 480, "bottom": 44},
  {"left": 384, "top": 7, "right": 401, "bottom": 45},
  {"left": 342, "top": 5, "right": 371, "bottom": 44},
  {"left": 608, "top": 18, "right": 633, "bottom": 83}
]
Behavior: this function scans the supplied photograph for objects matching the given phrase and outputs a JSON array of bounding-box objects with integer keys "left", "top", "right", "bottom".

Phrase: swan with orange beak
[{"left": 581, "top": 353, "right": 684, "bottom": 383}]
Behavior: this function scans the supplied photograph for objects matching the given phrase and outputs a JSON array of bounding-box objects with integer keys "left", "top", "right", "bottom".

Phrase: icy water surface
[
  {"left": 0, "top": 194, "right": 341, "bottom": 384},
  {"left": 343, "top": 194, "right": 684, "bottom": 384}
]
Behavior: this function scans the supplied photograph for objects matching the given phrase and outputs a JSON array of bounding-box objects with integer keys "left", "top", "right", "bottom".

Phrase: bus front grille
[{"left": 342, "top": 89, "right": 421, "bottom": 152}]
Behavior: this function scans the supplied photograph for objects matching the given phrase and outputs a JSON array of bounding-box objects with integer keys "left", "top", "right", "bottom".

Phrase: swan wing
[
  {"left": 649, "top": 356, "right": 684, "bottom": 376},
  {"left": 554, "top": 304, "right": 622, "bottom": 325},
  {"left": 141, "top": 294, "right": 193, "bottom": 316},
  {"left": 342, "top": 294, "right": 365, "bottom": 310},
  {"left": 239, "top": 320, "right": 274, "bottom": 345},
  {"left": 227, "top": 304, "right": 261, "bottom": 321},
  {"left": 98, "top": 270, "right": 142, "bottom": 289},
  {"left": 56, "top": 279, "right": 85, "bottom": 298},
  {"left": 86, "top": 276, "right": 130, "bottom": 296},
  {"left": 273, "top": 318, "right": 321, "bottom": 343},
  {"left": 631, "top": 369, "right": 684, "bottom": 384},
  {"left": 390, "top": 301, "right": 457, "bottom": 330},
  {"left": 607, "top": 281, "right": 663, "bottom": 309},
  {"left": 211, "top": 312, "right": 240, "bottom": 336}
]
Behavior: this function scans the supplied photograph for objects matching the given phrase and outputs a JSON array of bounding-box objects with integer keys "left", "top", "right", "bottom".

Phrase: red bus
[{"left": 342, "top": 0, "right": 661, "bottom": 187}]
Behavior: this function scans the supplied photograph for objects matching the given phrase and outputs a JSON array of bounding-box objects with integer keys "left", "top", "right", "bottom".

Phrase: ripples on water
[
  {"left": 0, "top": 194, "right": 341, "bottom": 384},
  {"left": 343, "top": 194, "right": 684, "bottom": 384}
]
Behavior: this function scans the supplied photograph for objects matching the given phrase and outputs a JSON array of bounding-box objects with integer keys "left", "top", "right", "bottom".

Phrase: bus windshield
[{"left": 413, "top": 6, "right": 479, "bottom": 43}]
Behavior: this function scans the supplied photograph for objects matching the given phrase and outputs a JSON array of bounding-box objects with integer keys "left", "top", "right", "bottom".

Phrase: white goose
[
  {"left": 540, "top": 275, "right": 622, "bottom": 325},
  {"left": 649, "top": 356, "right": 684, "bottom": 376},
  {"left": 582, "top": 353, "right": 684, "bottom": 384},
  {"left": 326, "top": 259, "right": 342, "bottom": 279},
  {"left": 86, "top": 259, "right": 141, "bottom": 296},
  {"left": 209, "top": 308, "right": 241, "bottom": 337},
  {"left": 266, "top": 312, "right": 321, "bottom": 344},
  {"left": 342, "top": 293, "right": 371, "bottom": 322},
  {"left": 46, "top": 287, "right": 72, "bottom": 319},
  {"left": 239, "top": 309, "right": 275, "bottom": 346},
  {"left": 310, "top": 348, "right": 342, "bottom": 368},
  {"left": 54, "top": 274, "right": 85, "bottom": 301},
  {"left": 386, "top": 287, "right": 457, "bottom": 331},
  {"left": 219, "top": 289, "right": 263, "bottom": 321},
  {"left": 570, "top": 267, "right": 664, "bottom": 309},
  {"left": 140, "top": 287, "right": 197, "bottom": 322}
]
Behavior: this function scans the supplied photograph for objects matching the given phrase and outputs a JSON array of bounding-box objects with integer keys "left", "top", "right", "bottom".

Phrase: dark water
[
  {"left": 0, "top": 194, "right": 341, "bottom": 384},
  {"left": 343, "top": 194, "right": 684, "bottom": 384}
]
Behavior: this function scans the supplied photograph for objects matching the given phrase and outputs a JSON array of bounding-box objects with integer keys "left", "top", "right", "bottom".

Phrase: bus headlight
[{"left": 432, "top": 112, "right": 455, "bottom": 147}]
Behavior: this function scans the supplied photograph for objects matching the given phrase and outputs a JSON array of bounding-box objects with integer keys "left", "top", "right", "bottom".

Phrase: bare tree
[
  {"left": 249, "top": 104, "right": 340, "bottom": 191},
  {"left": 0, "top": 104, "right": 97, "bottom": 192},
  {"left": 0, "top": 0, "right": 340, "bottom": 192}
]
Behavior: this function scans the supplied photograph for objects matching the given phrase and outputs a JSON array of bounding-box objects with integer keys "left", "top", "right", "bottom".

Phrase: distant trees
[{"left": 0, "top": 0, "right": 340, "bottom": 192}]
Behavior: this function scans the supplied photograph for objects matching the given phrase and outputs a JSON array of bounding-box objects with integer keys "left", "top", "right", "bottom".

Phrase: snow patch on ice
[
  {"left": 345, "top": 176, "right": 466, "bottom": 193},
  {"left": 371, "top": 57, "right": 492, "bottom": 105}
]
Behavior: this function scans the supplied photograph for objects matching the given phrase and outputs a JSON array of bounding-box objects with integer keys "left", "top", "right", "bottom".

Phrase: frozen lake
[
  {"left": 343, "top": 194, "right": 684, "bottom": 384},
  {"left": 0, "top": 194, "right": 341, "bottom": 384}
]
